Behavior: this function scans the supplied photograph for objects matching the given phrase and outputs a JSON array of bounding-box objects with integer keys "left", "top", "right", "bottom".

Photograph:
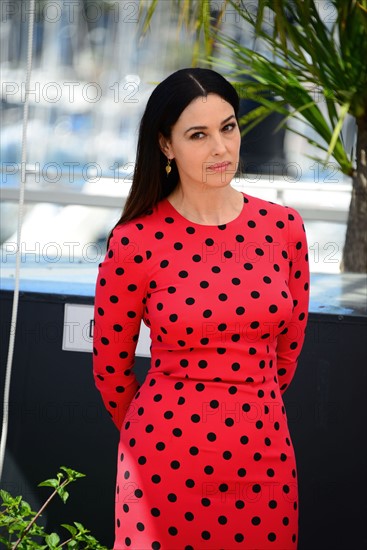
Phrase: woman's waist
[
  {"left": 124, "top": 374, "right": 287, "bottom": 441},
  {"left": 145, "top": 369, "right": 277, "bottom": 389},
  {"left": 147, "top": 351, "right": 278, "bottom": 385}
]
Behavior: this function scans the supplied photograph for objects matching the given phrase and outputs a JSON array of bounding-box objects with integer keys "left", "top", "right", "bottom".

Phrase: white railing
[{"left": 0, "top": 167, "right": 352, "bottom": 223}]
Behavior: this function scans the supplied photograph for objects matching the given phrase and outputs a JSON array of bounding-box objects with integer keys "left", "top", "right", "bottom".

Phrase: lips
[{"left": 207, "top": 161, "right": 231, "bottom": 171}]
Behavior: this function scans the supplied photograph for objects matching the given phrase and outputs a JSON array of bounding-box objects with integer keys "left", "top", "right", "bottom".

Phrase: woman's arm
[
  {"left": 93, "top": 224, "right": 148, "bottom": 430},
  {"left": 276, "top": 207, "right": 310, "bottom": 394}
]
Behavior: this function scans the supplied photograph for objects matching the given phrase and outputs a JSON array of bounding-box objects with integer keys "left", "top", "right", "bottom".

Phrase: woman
[{"left": 93, "top": 68, "right": 309, "bottom": 550}]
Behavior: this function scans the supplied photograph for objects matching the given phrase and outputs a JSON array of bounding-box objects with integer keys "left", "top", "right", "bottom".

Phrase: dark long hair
[{"left": 110, "top": 68, "right": 240, "bottom": 237}]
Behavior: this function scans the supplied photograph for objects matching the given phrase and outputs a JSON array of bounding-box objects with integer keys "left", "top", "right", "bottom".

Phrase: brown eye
[
  {"left": 190, "top": 132, "right": 205, "bottom": 140},
  {"left": 222, "top": 123, "right": 236, "bottom": 132}
]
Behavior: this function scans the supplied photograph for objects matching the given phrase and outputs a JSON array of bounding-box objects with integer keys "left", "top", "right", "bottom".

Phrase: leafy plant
[{"left": 0, "top": 466, "right": 108, "bottom": 549}]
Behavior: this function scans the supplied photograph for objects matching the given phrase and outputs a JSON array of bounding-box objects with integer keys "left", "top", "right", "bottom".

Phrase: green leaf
[
  {"left": 57, "top": 487, "right": 69, "bottom": 504},
  {"left": 39, "top": 479, "right": 59, "bottom": 489},
  {"left": 59, "top": 467, "right": 85, "bottom": 481},
  {"left": 239, "top": 106, "right": 278, "bottom": 136},
  {"left": 19, "top": 499, "right": 35, "bottom": 518},
  {"left": 138, "top": 0, "right": 159, "bottom": 36},
  {"left": 61, "top": 523, "right": 77, "bottom": 537},
  {"left": 0, "top": 489, "right": 13, "bottom": 504},
  {"left": 326, "top": 101, "right": 351, "bottom": 159},
  {"left": 45, "top": 532, "right": 60, "bottom": 548},
  {"left": 73, "top": 521, "right": 89, "bottom": 534}
]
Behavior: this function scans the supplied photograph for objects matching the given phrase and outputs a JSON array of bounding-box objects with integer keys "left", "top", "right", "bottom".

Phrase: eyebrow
[{"left": 184, "top": 114, "right": 236, "bottom": 135}]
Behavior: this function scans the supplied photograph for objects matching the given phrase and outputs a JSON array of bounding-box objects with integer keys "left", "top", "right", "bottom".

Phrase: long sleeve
[
  {"left": 276, "top": 207, "right": 310, "bottom": 393},
  {"left": 93, "top": 223, "right": 148, "bottom": 430}
]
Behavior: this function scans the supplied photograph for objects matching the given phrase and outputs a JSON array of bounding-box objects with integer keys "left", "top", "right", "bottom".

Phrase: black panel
[{"left": 0, "top": 291, "right": 366, "bottom": 549}]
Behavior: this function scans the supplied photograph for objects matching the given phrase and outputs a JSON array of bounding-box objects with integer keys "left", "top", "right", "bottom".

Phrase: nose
[{"left": 211, "top": 132, "right": 227, "bottom": 155}]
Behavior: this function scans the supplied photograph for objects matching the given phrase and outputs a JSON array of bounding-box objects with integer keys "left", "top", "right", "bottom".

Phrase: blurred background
[{"left": 1, "top": 0, "right": 353, "bottom": 278}]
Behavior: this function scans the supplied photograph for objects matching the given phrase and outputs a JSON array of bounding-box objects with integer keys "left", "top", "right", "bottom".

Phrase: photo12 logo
[
  {"left": 1, "top": 1, "right": 140, "bottom": 25},
  {"left": 1, "top": 78, "right": 140, "bottom": 105}
]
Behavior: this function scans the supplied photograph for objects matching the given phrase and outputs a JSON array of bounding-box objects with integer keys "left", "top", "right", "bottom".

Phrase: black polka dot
[
  {"left": 252, "top": 516, "right": 261, "bottom": 525},
  {"left": 218, "top": 515, "right": 227, "bottom": 524}
]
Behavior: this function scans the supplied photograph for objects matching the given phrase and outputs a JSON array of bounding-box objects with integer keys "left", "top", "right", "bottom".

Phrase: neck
[{"left": 167, "top": 184, "right": 243, "bottom": 225}]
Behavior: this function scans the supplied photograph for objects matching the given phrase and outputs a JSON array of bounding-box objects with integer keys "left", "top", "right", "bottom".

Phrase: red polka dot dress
[{"left": 93, "top": 193, "right": 309, "bottom": 550}]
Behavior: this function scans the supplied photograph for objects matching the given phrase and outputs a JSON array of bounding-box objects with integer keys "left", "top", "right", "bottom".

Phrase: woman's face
[{"left": 160, "top": 93, "right": 241, "bottom": 191}]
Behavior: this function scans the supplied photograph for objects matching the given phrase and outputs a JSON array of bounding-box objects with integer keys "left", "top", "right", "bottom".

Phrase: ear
[{"left": 158, "top": 133, "right": 174, "bottom": 159}]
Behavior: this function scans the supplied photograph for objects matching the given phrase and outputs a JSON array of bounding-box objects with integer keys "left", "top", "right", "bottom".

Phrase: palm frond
[
  {"left": 209, "top": 0, "right": 366, "bottom": 176},
  {"left": 138, "top": 0, "right": 159, "bottom": 36},
  {"left": 139, "top": 0, "right": 230, "bottom": 66}
]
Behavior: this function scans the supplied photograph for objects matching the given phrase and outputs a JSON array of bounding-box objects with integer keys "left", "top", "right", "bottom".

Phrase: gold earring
[{"left": 166, "top": 158, "right": 172, "bottom": 176}]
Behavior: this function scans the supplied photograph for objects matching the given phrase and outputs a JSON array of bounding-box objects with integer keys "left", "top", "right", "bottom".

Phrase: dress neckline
[{"left": 163, "top": 192, "right": 247, "bottom": 228}]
